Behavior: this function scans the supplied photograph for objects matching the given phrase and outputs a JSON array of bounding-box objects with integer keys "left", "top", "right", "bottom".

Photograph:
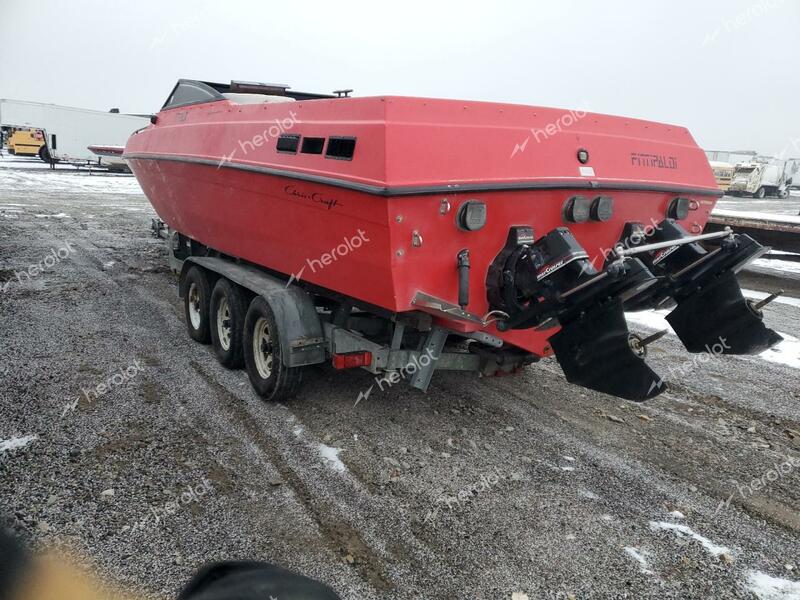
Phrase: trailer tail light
[{"left": 332, "top": 351, "right": 372, "bottom": 370}]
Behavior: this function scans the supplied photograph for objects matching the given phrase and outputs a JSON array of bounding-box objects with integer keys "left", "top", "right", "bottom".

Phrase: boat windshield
[{"left": 162, "top": 80, "right": 225, "bottom": 110}]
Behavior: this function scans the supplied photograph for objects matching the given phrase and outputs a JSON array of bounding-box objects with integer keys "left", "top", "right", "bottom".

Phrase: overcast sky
[{"left": 1, "top": 0, "right": 797, "bottom": 155}]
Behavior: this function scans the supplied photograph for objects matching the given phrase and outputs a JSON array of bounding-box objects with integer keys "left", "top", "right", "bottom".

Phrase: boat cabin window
[
  {"left": 301, "top": 137, "right": 325, "bottom": 154},
  {"left": 325, "top": 137, "right": 356, "bottom": 160},
  {"left": 163, "top": 80, "right": 224, "bottom": 110},
  {"left": 276, "top": 134, "right": 300, "bottom": 154}
]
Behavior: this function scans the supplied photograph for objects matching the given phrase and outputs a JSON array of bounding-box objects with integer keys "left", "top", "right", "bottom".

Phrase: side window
[
  {"left": 276, "top": 134, "right": 300, "bottom": 154},
  {"left": 300, "top": 137, "right": 325, "bottom": 154},
  {"left": 325, "top": 137, "right": 356, "bottom": 160}
]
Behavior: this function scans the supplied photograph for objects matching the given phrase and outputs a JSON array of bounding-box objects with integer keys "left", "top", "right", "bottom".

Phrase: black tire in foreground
[
  {"left": 183, "top": 266, "right": 212, "bottom": 344},
  {"left": 210, "top": 278, "right": 248, "bottom": 368},
  {"left": 38, "top": 145, "right": 51, "bottom": 162},
  {"left": 243, "top": 296, "right": 303, "bottom": 401}
]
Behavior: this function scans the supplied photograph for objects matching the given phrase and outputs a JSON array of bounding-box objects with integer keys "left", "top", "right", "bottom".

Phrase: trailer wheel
[
  {"left": 183, "top": 266, "right": 212, "bottom": 344},
  {"left": 243, "top": 297, "right": 303, "bottom": 401},
  {"left": 38, "top": 146, "right": 51, "bottom": 162},
  {"left": 210, "top": 278, "right": 247, "bottom": 368},
  {"left": 754, "top": 187, "right": 766, "bottom": 199}
]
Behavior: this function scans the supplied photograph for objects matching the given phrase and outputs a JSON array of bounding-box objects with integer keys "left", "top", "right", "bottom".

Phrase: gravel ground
[{"left": 1, "top": 155, "right": 799, "bottom": 600}]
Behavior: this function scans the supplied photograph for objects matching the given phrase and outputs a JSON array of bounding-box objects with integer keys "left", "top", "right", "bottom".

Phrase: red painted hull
[{"left": 125, "top": 94, "right": 720, "bottom": 357}]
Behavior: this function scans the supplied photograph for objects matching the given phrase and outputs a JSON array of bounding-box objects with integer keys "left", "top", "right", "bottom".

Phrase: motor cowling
[
  {"left": 486, "top": 226, "right": 665, "bottom": 401},
  {"left": 487, "top": 227, "right": 656, "bottom": 330}
]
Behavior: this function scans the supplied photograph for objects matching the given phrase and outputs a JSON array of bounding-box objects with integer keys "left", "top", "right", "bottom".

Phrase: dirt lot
[{"left": 1, "top": 156, "right": 799, "bottom": 599}]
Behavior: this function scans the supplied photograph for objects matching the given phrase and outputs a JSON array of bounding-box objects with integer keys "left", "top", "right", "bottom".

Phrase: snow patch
[
  {"left": 318, "top": 444, "right": 346, "bottom": 473},
  {"left": 578, "top": 489, "right": 600, "bottom": 500},
  {"left": 624, "top": 546, "right": 653, "bottom": 574},
  {"left": 750, "top": 258, "right": 800, "bottom": 276},
  {"left": 626, "top": 308, "right": 800, "bottom": 370},
  {"left": 668, "top": 510, "right": 685, "bottom": 520},
  {"left": 649, "top": 521, "right": 731, "bottom": 557},
  {"left": 712, "top": 209, "right": 800, "bottom": 225},
  {"left": 746, "top": 571, "right": 800, "bottom": 600},
  {"left": 561, "top": 466, "right": 575, "bottom": 472},
  {"left": 625, "top": 309, "right": 674, "bottom": 334},
  {"left": 0, "top": 435, "right": 38, "bottom": 453},
  {"left": 759, "top": 332, "right": 800, "bottom": 370}
]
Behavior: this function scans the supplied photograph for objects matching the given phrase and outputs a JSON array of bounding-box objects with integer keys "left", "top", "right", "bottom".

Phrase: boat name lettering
[
  {"left": 284, "top": 185, "right": 341, "bottom": 209},
  {"left": 630, "top": 152, "right": 678, "bottom": 170}
]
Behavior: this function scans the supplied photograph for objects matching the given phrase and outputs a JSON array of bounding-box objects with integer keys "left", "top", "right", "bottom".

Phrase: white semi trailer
[{"left": 0, "top": 99, "right": 149, "bottom": 165}]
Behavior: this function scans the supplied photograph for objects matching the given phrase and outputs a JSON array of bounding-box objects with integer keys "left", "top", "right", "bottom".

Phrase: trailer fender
[{"left": 181, "top": 257, "right": 325, "bottom": 367}]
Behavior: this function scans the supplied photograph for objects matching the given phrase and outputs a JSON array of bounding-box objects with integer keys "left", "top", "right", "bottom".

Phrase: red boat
[{"left": 124, "top": 80, "right": 781, "bottom": 401}]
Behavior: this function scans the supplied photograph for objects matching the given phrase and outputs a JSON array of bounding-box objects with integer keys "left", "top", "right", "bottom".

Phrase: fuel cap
[{"left": 456, "top": 200, "right": 487, "bottom": 231}]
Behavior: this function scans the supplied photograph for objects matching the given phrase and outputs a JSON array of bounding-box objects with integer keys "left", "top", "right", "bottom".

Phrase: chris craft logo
[
  {"left": 631, "top": 152, "right": 678, "bottom": 170},
  {"left": 284, "top": 184, "right": 340, "bottom": 209}
]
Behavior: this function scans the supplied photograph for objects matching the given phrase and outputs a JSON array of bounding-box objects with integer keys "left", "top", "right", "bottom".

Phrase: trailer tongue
[{"left": 126, "top": 79, "right": 783, "bottom": 403}]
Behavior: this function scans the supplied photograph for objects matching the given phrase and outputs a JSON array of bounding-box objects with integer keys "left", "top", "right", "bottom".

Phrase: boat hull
[{"left": 127, "top": 153, "right": 718, "bottom": 356}]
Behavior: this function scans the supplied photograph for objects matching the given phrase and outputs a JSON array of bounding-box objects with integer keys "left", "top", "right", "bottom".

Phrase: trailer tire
[
  {"left": 210, "top": 278, "right": 247, "bottom": 368},
  {"left": 243, "top": 296, "right": 303, "bottom": 401},
  {"left": 38, "top": 146, "right": 51, "bottom": 163},
  {"left": 183, "top": 266, "right": 212, "bottom": 344},
  {"left": 754, "top": 187, "right": 766, "bottom": 199}
]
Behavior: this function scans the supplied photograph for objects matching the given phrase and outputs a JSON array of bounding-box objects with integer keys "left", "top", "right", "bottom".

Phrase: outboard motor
[
  {"left": 487, "top": 227, "right": 665, "bottom": 401},
  {"left": 615, "top": 218, "right": 783, "bottom": 354}
]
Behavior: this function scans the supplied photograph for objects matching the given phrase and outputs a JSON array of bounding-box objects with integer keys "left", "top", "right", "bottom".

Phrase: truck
[
  {"left": 728, "top": 161, "right": 791, "bottom": 199},
  {"left": 708, "top": 160, "right": 735, "bottom": 192},
  {"left": 0, "top": 99, "right": 150, "bottom": 166},
  {"left": 5, "top": 128, "right": 45, "bottom": 157}
]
